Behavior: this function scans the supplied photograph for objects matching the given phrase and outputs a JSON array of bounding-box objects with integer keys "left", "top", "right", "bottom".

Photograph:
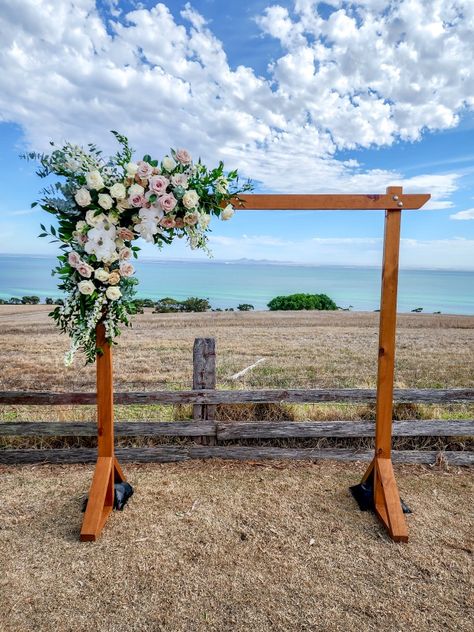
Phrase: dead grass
[
  {"left": 0, "top": 461, "right": 472, "bottom": 632},
  {"left": 1, "top": 306, "right": 473, "bottom": 392}
]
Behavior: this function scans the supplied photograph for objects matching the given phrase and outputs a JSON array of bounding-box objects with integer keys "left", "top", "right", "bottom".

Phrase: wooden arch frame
[{"left": 80, "top": 185, "right": 430, "bottom": 543}]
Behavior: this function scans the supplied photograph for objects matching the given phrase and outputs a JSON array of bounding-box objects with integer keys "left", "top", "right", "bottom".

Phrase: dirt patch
[{"left": 0, "top": 461, "right": 472, "bottom": 632}]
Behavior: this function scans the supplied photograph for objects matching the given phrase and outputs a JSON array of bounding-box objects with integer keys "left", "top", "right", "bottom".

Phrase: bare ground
[{"left": 1, "top": 461, "right": 473, "bottom": 632}]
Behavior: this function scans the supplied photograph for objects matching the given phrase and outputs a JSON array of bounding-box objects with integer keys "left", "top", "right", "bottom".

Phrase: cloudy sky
[{"left": 1, "top": 0, "right": 474, "bottom": 268}]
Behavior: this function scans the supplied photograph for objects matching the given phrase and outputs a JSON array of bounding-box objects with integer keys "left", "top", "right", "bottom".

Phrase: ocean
[{"left": 0, "top": 254, "right": 473, "bottom": 314}]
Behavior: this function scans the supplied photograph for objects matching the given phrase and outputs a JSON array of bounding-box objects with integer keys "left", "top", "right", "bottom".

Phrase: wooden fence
[{"left": 0, "top": 338, "right": 473, "bottom": 466}]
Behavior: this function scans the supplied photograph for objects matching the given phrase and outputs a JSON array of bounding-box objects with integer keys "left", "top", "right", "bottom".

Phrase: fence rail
[
  {"left": 1, "top": 447, "right": 472, "bottom": 466},
  {"left": 1, "top": 338, "right": 473, "bottom": 466},
  {"left": 1, "top": 419, "right": 473, "bottom": 439},
  {"left": 1, "top": 387, "right": 473, "bottom": 406}
]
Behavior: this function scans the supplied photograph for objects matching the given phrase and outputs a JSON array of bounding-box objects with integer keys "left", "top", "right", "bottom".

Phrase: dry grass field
[
  {"left": 1, "top": 305, "right": 474, "bottom": 393},
  {"left": 1, "top": 461, "right": 473, "bottom": 632},
  {"left": 0, "top": 306, "right": 473, "bottom": 631}
]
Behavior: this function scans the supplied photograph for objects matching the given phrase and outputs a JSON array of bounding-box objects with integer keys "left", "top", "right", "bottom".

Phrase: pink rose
[
  {"left": 119, "top": 261, "right": 135, "bottom": 277},
  {"left": 129, "top": 194, "right": 146, "bottom": 208},
  {"left": 68, "top": 251, "right": 81, "bottom": 268},
  {"left": 76, "top": 262, "right": 93, "bottom": 278},
  {"left": 149, "top": 175, "right": 169, "bottom": 196},
  {"left": 171, "top": 173, "right": 188, "bottom": 188},
  {"left": 160, "top": 216, "right": 176, "bottom": 229},
  {"left": 117, "top": 227, "right": 134, "bottom": 241},
  {"left": 136, "top": 161, "right": 154, "bottom": 179},
  {"left": 175, "top": 149, "right": 192, "bottom": 165},
  {"left": 159, "top": 193, "right": 178, "bottom": 213},
  {"left": 119, "top": 247, "right": 132, "bottom": 260}
]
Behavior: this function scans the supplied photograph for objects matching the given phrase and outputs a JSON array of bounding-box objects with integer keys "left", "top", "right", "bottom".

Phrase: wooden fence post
[{"left": 193, "top": 338, "right": 217, "bottom": 445}]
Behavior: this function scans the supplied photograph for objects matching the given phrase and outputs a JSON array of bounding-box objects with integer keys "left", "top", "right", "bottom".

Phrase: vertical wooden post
[
  {"left": 80, "top": 323, "right": 126, "bottom": 541},
  {"left": 363, "top": 186, "right": 408, "bottom": 542},
  {"left": 193, "top": 338, "right": 216, "bottom": 445}
]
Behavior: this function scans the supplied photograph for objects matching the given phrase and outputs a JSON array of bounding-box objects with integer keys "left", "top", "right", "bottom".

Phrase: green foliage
[
  {"left": 154, "top": 297, "right": 183, "bottom": 313},
  {"left": 21, "top": 296, "right": 40, "bottom": 304},
  {"left": 267, "top": 293, "right": 338, "bottom": 311},
  {"left": 153, "top": 296, "right": 211, "bottom": 313},
  {"left": 237, "top": 303, "right": 254, "bottom": 311},
  {"left": 181, "top": 297, "right": 211, "bottom": 312}
]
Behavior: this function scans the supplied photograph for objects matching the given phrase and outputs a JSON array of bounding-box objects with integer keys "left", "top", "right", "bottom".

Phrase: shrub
[
  {"left": 181, "top": 297, "right": 211, "bottom": 312},
  {"left": 237, "top": 303, "right": 254, "bottom": 311},
  {"left": 154, "top": 297, "right": 183, "bottom": 313},
  {"left": 267, "top": 293, "right": 337, "bottom": 311}
]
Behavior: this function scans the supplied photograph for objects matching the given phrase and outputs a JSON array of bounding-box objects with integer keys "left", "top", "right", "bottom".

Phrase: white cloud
[
  {"left": 450, "top": 208, "right": 474, "bottom": 220},
  {"left": 0, "top": 0, "right": 471, "bottom": 199}
]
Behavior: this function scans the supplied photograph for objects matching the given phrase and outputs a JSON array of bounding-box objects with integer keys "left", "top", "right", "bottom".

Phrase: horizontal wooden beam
[
  {"left": 215, "top": 419, "right": 474, "bottom": 440},
  {"left": 0, "top": 420, "right": 215, "bottom": 437},
  {"left": 1, "top": 419, "right": 472, "bottom": 438},
  {"left": 0, "top": 388, "right": 472, "bottom": 406},
  {"left": 0, "top": 446, "right": 471, "bottom": 466},
  {"left": 230, "top": 194, "right": 431, "bottom": 211}
]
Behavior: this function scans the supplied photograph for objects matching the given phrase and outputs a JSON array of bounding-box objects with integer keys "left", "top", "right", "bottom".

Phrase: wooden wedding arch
[{"left": 81, "top": 186, "right": 431, "bottom": 543}]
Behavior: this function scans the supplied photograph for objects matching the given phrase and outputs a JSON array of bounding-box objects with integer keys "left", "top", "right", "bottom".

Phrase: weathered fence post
[{"left": 193, "top": 338, "right": 217, "bottom": 445}]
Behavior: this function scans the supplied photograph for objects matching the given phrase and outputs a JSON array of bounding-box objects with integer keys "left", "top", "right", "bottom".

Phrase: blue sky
[{"left": 1, "top": 0, "right": 474, "bottom": 268}]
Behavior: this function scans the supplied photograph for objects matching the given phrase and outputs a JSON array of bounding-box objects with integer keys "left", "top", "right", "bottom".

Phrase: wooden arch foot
[
  {"left": 80, "top": 457, "right": 126, "bottom": 542},
  {"left": 362, "top": 458, "right": 408, "bottom": 543}
]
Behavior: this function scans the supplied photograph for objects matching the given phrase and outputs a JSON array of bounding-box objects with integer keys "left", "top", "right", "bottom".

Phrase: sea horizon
[{"left": 0, "top": 254, "right": 473, "bottom": 315}]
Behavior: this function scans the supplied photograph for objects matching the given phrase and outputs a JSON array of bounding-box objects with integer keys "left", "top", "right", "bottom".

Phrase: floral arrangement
[{"left": 26, "top": 131, "right": 251, "bottom": 364}]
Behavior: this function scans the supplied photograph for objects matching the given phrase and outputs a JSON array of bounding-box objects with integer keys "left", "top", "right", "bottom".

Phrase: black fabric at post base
[
  {"left": 114, "top": 482, "right": 134, "bottom": 510},
  {"left": 349, "top": 470, "right": 412, "bottom": 514},
  {"left": 81, "top": 482, "right": 134, "bottom": 512}
]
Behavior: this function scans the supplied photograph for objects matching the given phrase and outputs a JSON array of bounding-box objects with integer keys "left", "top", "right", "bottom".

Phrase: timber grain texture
[
  {"left": 0, "top": 446, "right": 472, "bottom": 466},
  {"left": 0, "top": 388, "right": 473, "bottom": 406},
  {"left": 1, "top": 419, "right": 473, "bottom": 438}
]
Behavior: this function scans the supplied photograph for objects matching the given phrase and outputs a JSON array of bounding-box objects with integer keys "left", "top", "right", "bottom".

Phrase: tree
[
  {"left": 21, "top": 296, "right": 40, "bottom": 304},
  {"left": 154, "top": 297, "right": 183, "bottom": 313},
  {"left": 45, "top": 297, "right": 55, "bottom": 305},
  {"left": 8, "top": 297, "right": 22, "bottom": 305},
  {"left": 181, "top": 297, "right": 211, "bottom": 312},
  {"left": 237, "top": 303, "right": 254, "bottom": 311},
  {"left": 411, "top": 307, "right": 423, "bottom": 313},
  {"left": 267, "top": 293, "right": 337, "bottom": 311}
]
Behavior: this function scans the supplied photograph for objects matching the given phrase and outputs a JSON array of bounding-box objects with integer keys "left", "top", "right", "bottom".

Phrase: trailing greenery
[{"left": 267, "top": 293, "right": 338, "bottom": 311}]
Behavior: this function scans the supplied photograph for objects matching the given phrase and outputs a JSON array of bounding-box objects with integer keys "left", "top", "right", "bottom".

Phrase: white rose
[
  {"left": 94, "top": 268, "right": 110, "bottom": 283},
  {"left": 215, "top": 178, "right": 228, "bottom": 194},
  {"left": 85, "top": 210, "right": 106, "bottom": 227},
  {"left": 182, "top": 189, "right": 199, "bottom": 209},
  {"left": 78, "top": 280, "right": 95, "bottom": 295},
  {"left": 85, "top": 170, "right": 104, "bottom": 190},
  {"left": 103, "top": 250, "right": 119, "bottom": 265},
  {"left": 98, "top": 193, "right": 113, "bottom": 210},
  {"left": 128, "top": 183, "right": 144, "bottom": 196},
  {"left": 162, "top": 155, "right": 176, "bottom": 171},
  {"left": 106, "top": 286, "right": 122, "bottom": 301},
  {"left": 109, "top": 182, "right": 126, "bottom": 199},
  {"left": 221, "top": 204, "right": 234, "bottom": 221},
  {"left": 75, "top": 220, "right": 87, "bottom": 231},
  {"left": 75, "top": 188, "right": 91, "bottom": 207},
  {"left": 199, "top": 213, "right": 211, "bottom": 229},
  {"left": 119, "top": 261, "right": 134, "bottom": 277},
  {"left": 125, "top": 163, "right": 139, "bottom": 176}
]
